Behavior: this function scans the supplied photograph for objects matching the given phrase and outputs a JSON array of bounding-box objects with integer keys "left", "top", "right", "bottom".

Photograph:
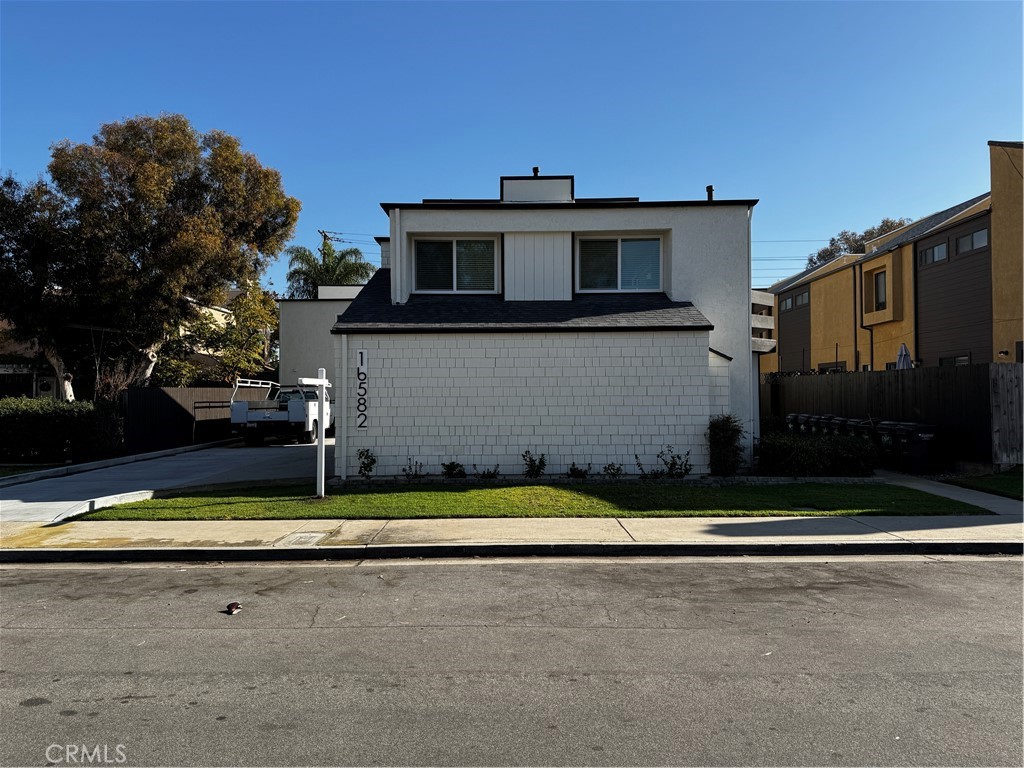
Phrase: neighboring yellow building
[{"left": 763, "top": 140, "right": 1023, "bottom": 372}]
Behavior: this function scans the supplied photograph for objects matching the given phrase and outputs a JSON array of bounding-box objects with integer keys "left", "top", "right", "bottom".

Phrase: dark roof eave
[
  {"left": 332, "top": 323, "right": 714, "bottom": 335},
  {"left": 380, "top": 199, "right": 759, "bottom": 213}
]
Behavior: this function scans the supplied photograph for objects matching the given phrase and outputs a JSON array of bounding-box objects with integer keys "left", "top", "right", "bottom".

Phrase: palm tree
[{"left": 284, "top": 236, "right": 376, "bottom": 299}]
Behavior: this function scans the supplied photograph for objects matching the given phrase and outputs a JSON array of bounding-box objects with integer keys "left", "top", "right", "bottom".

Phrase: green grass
[
  {"left": 945, "top": 466, "right": 1023, "bottom": 501},
  {"left": 83, "top": 481, "right": 988, "bottom": 521}
]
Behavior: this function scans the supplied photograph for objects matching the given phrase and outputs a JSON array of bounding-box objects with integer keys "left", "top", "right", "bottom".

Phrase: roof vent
[
  {"left": 532, "top": 166, "right": 539, "bottom": 176},
  {"left": 706, "top": 185, "right": 714, "bottom": 201}
]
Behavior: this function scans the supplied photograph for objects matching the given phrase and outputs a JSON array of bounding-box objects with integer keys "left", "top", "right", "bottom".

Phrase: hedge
[
  {"left": 0, "top": 397, "right": 123, "bottom": 463},
  {"left": 756, "top": 432, "right": 877, "bottom": 477}
]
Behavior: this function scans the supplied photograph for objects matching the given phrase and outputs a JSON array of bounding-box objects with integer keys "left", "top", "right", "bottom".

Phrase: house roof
[
  {"left": 859, "top": 192, "right": 990, "bottom": 260},
  {"left": 380, "top": 198, "right": 758, "bottom": 213},
  {"left": 767, "top": 191, "right": 991, "bottom": 295},
  {"left": 331, "top": 270, "right": 714, "bottom": 334}
]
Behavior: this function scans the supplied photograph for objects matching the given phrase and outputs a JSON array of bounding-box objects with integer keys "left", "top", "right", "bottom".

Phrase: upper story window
[
  {"left": 414, "top": 238, "right": 498, "bottom": 293},
  {"left": 873, "top": 270, "right": 887, "bottom": 311},
  {"left": 957, "top": 228, "right": 988, "bottom": 254},
  {"left": 919, "top": 242, "right": 947, "bottom": 265},
  {"left": 781, "top": 290, "right": 808, "bottom": 312},
  {"left": 577, "top": 237, "right": 661, "bottom": 292}
]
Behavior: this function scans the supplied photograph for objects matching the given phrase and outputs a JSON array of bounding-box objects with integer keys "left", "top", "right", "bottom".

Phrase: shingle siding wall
[{"left": 335, "top": 330, "right": 717, "bottom": 478}]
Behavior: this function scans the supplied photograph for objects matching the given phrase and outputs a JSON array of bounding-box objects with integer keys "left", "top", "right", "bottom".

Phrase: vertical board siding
[
  {"left": 990, "top": 363, "right": 1023, "bottom": 466},
  {"left": 759, "top": 364, "right": 1014, "bottom": 463},
  {"left": 504, "top": 232, "right": 571, "bottom": 301},
  {"left": 122, "top": 386, "right": 265, "bottom": 454}
]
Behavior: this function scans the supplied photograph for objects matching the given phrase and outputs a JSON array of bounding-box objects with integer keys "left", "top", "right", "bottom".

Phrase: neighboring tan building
[
  {"left": 331, "top": 171, "right": 761, "bottom": 479},
  {"left": 762, "top": 141, "right": 1023, "bottom": 373}
]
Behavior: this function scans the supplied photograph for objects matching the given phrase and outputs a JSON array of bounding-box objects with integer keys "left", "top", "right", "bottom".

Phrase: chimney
[
  {"left": 706, "top": 185, "right": 714, "bottom": 201},
  {"left": 532, "top": 166, "right": 540, "bottom": 177}
]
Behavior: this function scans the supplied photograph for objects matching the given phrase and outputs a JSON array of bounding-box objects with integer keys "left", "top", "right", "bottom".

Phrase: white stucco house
[
  {"left": 332, "top": 172, "right": 760, "bottom": 479},
  {"left": 279, "top": 285, "right": 362, "bottom": 386}
]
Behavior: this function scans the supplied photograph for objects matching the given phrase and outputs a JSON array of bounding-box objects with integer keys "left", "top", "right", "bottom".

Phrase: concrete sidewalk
[{"left": 1, "top": 512, "right": 1021, "bottom": 561}]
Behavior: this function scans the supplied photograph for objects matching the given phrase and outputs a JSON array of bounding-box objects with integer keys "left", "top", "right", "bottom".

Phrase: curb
[
  {"left": 1, "top": 540, "right": 1020, "bottom": 563},
  {"left": 0, "top": 439, "right": 241, "bottom": 490}
]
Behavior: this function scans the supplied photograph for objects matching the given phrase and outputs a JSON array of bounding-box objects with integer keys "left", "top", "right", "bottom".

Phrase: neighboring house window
[
  {"left": 780, "top": 291, "right": 808, "bottom": 312},
  {"left": 874, "top": 271, "right": 887, "bottom": 311},
  {"left": 957, "top": 228, "right": 988, "bottom": 254},
  {"left": 818, "top": 361, "right": 846, "bottom": 372},
  {"left": 577, "top": 237, "right": 661, "bottom": 292},
  {"left": 920, "top": 242, "right": 947, "bottom": 265},
  {"left": 884, "top": 362, "right": 897, "bottom": 370},
  {"left": 414, "top": 239, "right": 497, "bottom": 292},
  {"left": 939, "top": 354, "right": 971, "bottom": 366}
]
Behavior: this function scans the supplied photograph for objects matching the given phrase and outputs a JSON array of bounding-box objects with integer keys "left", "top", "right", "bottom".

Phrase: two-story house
[{"left": 331, "top": 172, "right": 758, "bottom": 478}]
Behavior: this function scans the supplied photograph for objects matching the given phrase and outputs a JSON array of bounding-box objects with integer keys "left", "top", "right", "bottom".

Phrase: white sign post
[{"left": 298, "top": 367, "right": 332, "bottom": 498}]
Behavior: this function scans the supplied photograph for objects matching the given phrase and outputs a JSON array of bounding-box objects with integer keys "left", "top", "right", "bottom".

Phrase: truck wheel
[
  {"left": 303, "top": 420, "right": 318, "bottom": 444},
  {"left": 244, "top": 432, "right": 263, "bottom": 447}
]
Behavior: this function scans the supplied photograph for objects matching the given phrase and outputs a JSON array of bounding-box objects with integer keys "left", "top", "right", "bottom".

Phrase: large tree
[
  {"left": 806, "top": 217, "right": 912, "bottom": 269},
  {"left": 0, "top": 114, "right": 300, "bottom": 400},
  {"left": 285, "top": 234, "right": 375, "bottom": 299}
]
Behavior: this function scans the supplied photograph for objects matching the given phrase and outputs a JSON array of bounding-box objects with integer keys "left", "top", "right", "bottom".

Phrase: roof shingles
[{"left": 332, "top": 271, "right": 713, "bottom": 334}]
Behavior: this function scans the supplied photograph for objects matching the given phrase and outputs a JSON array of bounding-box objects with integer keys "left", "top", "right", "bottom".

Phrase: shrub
[
  {"left": 521, "top": 450, "right": 546, "bottom": 478},
  {"left": 356, "top": 448, "right": 377, "bottom": 480},
  {"left": 602, "top": 462, "right": 623, "bottom": 479},
  {"left": 707, "top": 414, "right": 745, "bottom": 477},
  {"left": 0, "top": 396, "right": 122, "bottom": 463},
  {"left": 756, "top": 433, "right": 877, "bottom": 477},
  {"left": 401, "top": 458, "right": 424, "bottom": 481},
  {"left": 636, "top": 446, "right": 692, "bottom": 480},
  {"left": 473, "top": 464, "right": 501, "bottom": 480},
  {"left": 566, "top": 462, "right": 591, "bottom": 479},
  {"left": 440, "top": 461, "right": 467, "bottom": 479}
]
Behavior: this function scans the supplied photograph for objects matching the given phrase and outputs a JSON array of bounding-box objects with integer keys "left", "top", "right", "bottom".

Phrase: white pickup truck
[{"left": 229, "top": 379, "right": 332, "bottom": 446}]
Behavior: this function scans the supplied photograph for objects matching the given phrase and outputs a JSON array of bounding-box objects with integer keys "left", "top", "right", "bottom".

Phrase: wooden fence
[
  {"left": 760, "top": 363, "right": 1023, "bottom": 466},
  {"left": 122, "top": 385, "right": 266, "bottom": 454}
]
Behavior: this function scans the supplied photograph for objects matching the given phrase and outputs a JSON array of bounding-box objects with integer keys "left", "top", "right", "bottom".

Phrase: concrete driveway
[{"left": 0, "top": 440, "right": 333, "bottom": 523}]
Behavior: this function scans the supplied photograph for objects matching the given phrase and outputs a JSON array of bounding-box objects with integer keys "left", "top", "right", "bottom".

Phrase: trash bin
[
  {"left": 902, "top": 423, "right": 937, "bottom": 473},
  {"left": 875, "top": 421, "right": 901, "bottom": 468}
]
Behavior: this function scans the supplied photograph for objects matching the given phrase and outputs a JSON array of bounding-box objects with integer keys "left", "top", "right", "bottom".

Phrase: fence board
[
  {"left": 122, "top": 386, "right": 265, "bottom": 454},
  {"left": 990, "top": 364, "right": 1023, "bottom": 466}
]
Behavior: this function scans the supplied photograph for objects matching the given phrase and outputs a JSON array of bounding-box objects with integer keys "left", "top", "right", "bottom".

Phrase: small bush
[
  {"left": 602, "top": 462, "right": 623, "bottom": 479},
  {"left": 566, "top": 462, "right": 592, "bottom": 479},
  {"left": 0, "top": 397, "right": 122, "bottom": 463},
  {"left": 473, "top": 463, "right": 501, "bottom": 480},
  {"left": 522, "top": 450, "right": 546, "bottom": 478},
  {"left": 636, "top": 446, "right": 692, "bottom": 480},
  {"left": 707, "top": 414, "right": 745, "bottom": 477},
  {"left": 401, "top": 458, "right": 424, "bottom": 481},
  {"left": 756, "top": 433, "right": 877, "bottom": 477},
  {"left": 356, "top": 448, "right": 377, "bottom": 480},
  {"left": 440, "top": 461, "right": 467, "bottom": 479}
]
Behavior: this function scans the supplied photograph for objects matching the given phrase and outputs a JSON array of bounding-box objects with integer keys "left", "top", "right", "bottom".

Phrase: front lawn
[
  {"left": 83, "top": 481, "right": 987, "bottom": 521},
  {"left": 945, "top": 466, "right": 1023, "bottom": 501}
]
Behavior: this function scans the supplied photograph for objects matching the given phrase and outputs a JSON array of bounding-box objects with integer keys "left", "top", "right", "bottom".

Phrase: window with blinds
[
  {"left": 414, "top": 239, "right": 497, "bottom": 292},
  {"left": 578, "top": 237, "right": 661, "bottom": 292}
]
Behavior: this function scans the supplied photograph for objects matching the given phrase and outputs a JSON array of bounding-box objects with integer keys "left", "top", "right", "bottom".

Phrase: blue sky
[{"left": 2, "top": 1, "right": 1021, "bottom": 292}]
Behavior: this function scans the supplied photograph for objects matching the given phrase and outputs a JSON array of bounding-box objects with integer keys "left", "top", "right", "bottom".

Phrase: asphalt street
[{"left": 1, "top": 557, "right": 1020, "bottom": 767}]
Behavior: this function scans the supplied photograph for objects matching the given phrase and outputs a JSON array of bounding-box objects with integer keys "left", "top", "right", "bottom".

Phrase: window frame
[
  {"left": 919, "top": 241, "right": 948, "bottom": 266},
  {"left": 412, "top": 236, "right": 500, "bottom": 294},
  {"left": 575, "top": 235, "right": 663, "bottom": 293},
  {"left": 956, "top": 228, "right": 989, "bottom": 255},
  {"left": 873, "top": 270, "right": 887, "bottom": 312}
]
